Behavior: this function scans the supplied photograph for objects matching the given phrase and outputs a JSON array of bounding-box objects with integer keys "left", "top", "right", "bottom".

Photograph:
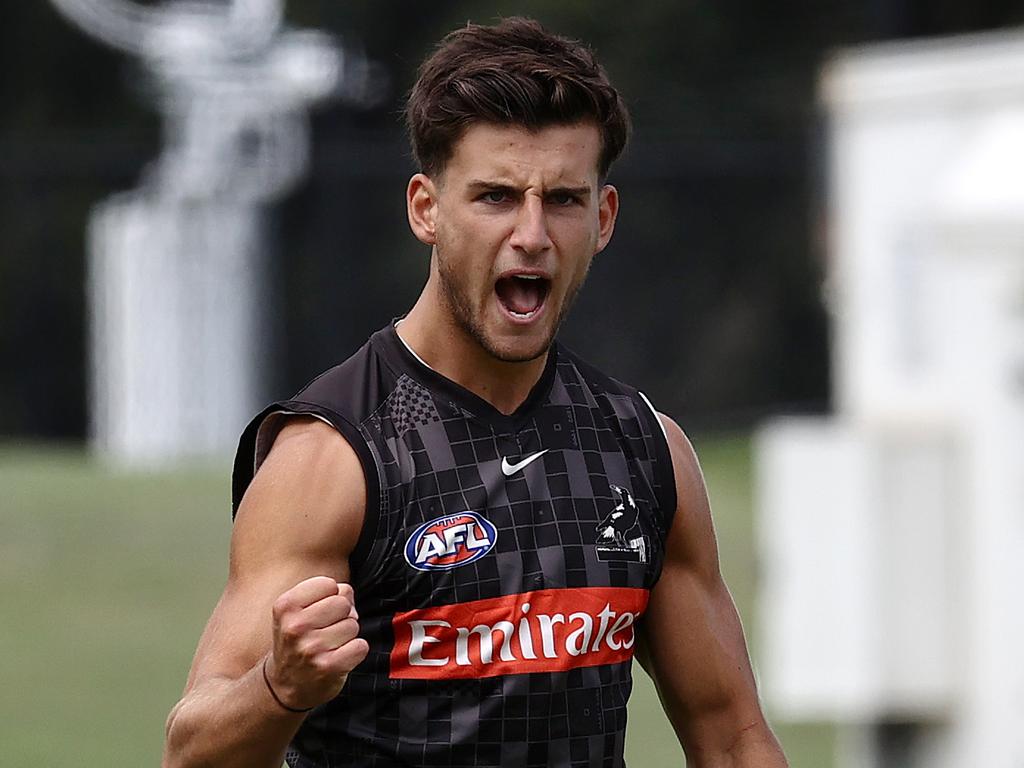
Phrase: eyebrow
[{"left": 466, "top": 180, "right": 592, "bottom": 197}]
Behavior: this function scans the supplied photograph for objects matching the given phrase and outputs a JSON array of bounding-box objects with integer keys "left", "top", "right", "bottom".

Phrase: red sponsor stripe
[{"left": 390, "top": 587, "right": 648, "bottom": 680}]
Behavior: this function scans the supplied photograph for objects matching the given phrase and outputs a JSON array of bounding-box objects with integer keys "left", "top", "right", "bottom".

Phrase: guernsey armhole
[
  {"left": 253, "top": 409, "right": 335, "bottom": 475},
  {"left": 635, "top": 390, "right": 678, "bottom": 523},
  {"left": 637, "top": 390, "right": 668, "bottom": 441}
]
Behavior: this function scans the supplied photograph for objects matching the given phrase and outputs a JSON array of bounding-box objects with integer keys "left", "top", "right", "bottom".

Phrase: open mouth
[{"left": 494, "top": 274, "right": 551, "bottom": 321}]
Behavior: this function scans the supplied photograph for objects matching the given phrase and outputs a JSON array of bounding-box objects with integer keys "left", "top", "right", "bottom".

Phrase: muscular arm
[
  {"left": 162, "top": 417, "right": 369, "bottom": 768},
  {"left": 638, "top": 416, "right": 787, "bottom": 767}
]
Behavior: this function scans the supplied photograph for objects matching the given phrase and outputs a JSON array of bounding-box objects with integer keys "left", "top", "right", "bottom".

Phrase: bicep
[
  {"left": 185, "top": 417, "right": 366, "bottom": 690},
  {"left": 640, "top": 416, "right": 762, "bottom": 747}
]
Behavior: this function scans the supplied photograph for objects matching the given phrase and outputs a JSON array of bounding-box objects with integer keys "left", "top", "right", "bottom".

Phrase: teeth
[
  {"left": 517, "top": 274, "right": 541, "bottom": 280},
  {"left": 509, "top": 308, "right": 538, "bottom": 319}
]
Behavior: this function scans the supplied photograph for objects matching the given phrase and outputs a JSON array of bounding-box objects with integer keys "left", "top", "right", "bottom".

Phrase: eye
[
  {"left": 479, "top": 190, "right": 509, "bottom": 204},
  {"left": 548, "top": 192, "right": 579, "bottom": 206}
]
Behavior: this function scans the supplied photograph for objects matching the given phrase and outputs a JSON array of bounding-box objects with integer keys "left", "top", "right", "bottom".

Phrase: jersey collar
[{"left": 373, "top": 319, "right": 559, "bottom": 433}]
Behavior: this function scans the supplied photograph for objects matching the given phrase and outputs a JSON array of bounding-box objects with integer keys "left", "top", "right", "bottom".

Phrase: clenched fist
[{"left": 263, "top": 576, "right": 369, "bottom": 712}]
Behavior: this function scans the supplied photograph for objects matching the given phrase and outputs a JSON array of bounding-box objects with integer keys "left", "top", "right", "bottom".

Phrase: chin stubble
[{"left": 434, "top": 247, "right": 593, "bottom": 364}]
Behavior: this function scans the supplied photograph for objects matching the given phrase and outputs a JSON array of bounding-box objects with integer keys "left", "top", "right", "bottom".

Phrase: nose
[{"left": 509, "top": 195, "right": 553, "bottom": 256}]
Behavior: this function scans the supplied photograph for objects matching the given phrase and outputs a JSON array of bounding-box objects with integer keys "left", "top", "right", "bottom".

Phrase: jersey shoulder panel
[
  {"left": 230, "top": 328, "right": 405, "bottom": 572},
  {"left": 555, "top": 346, "right": 678, "bottom": 530}
]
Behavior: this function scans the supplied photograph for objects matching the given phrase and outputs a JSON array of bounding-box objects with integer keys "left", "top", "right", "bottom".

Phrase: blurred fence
[
  {"left": 0, "top": 122, "right": 825, "bottom": 442},
  {"left": 0, "top": 3, "right": 850, "bottom": 444}
]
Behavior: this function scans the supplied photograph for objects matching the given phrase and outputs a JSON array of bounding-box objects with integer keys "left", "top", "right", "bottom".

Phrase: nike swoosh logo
[{"left": 501, "top": 450, "right": 548, "bottom": 477}]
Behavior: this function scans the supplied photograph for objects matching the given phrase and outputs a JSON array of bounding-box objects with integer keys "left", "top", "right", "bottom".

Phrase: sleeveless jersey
[{"left": 231, "top": 322, "right": 677, "bottom": 768}]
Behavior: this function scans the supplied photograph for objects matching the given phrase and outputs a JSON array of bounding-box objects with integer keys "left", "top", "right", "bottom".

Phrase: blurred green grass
[
  {"left": 1, "top": 435, "right": 831, "bottom": 766},
  {"left": 623, "top": 434, "right": 834, "bottom": 767}
]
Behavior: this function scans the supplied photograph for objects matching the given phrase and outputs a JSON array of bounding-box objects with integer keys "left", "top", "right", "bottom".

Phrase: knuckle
[
  {"left": 321, "top": 593, "right": 343, "bottom": 611},
  {"left": 332, "top": 619, "right": 356, "bottom": 644},
  {"left": 311, "top": 653, "right": 335, "bottom": 674},
  {"left": 279, "top": 617, "right": 307, "bottom": 642},
  {"left": 271, "top": 595, "right": 290, "bottom": 620},
  {"left": 294, "top": 636, "right": 320, "bottom": 661},
  {"left": 334, "top": 596, "right": 353, "bottom": 617}
]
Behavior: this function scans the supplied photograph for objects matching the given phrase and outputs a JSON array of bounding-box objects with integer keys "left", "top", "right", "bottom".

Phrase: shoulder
[
  {"left": 231, "top": 329, "right": 399, "bottom": 518},
  {"left": 655, "top": 413, "right": 703, "bottom": 496},
  {"left": 557, "top": 345, "right": 635, "bottom": 397},
  {"left": 557, "top": 345, "right": 679, "bottom": 510},
  {"left": 652, "top": 412, "right": 719, "bottom": 570},
  {"left": 262, "top": 416, "right": 361, "bottom": 472},
  {"left": 556, "top": 346, "right": 662, "bottom": 422},
  {"left": 232, "top": 415, "right": 366, "bottom": 575},
  {"left": 242, "top": 416, "right": 365, "bottom": 520},
  {"left": 557, "top": 345, "right": 663, "bottom": 424}
]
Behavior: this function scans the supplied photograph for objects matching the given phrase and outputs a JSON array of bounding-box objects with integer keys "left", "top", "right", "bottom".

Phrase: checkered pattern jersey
[{"left": 232, "top": 323, "right": 677, "bottom": 768}]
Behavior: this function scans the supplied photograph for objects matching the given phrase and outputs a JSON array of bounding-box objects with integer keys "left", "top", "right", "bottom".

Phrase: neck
[{"left": 397, "top": 281, "right": 549, "bottom": 416}]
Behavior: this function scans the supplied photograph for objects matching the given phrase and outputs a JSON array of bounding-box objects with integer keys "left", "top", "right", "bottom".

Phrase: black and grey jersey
[{"left": 232, "top": 322, "right": 677, "bottom": 768}]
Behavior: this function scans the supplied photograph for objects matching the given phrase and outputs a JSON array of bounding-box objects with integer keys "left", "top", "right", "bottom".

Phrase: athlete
[{"left": 163, "top": 17, "right": 787, "bottom": 768}]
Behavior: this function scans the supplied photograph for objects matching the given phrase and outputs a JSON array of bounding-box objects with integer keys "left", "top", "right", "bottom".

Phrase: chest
[{"left": 360, "top": 401, "right": 665, "bottom": 609}]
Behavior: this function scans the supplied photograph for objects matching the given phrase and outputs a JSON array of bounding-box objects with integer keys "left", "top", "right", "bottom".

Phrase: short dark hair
[{"left": 406, "top": 17, "right": 631, "bottom": 180}]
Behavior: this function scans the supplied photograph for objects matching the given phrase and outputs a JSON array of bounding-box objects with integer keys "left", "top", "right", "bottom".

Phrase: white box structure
[{"left": 757, "top": 30, "right": 1024, "bottom": 768}]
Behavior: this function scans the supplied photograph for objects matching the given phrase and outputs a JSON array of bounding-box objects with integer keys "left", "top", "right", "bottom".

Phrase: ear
[
  {"left": 595, "top": 184, "right": 619, "bottom": 254},
  {"left": 407, "top": 173, "right": 439, "bottom": 246}
]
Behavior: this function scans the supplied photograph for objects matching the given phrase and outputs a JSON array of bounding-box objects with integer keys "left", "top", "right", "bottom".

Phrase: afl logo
[{"left": 404, "top": 512, "right": 498, "bottom": 572}]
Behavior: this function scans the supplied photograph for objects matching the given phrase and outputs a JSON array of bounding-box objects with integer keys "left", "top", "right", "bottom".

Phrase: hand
[{"left": 264, "top": 576, "right": 369, "bottom": 711}]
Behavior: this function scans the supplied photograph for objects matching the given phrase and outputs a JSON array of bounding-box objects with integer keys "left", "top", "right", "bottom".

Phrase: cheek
[
  {"left": 551, "top": 217, "right": 599, "bottom": 260},
  {"left": 438, "top": 208, "right": 500, "bottom": 252},
  {"left": 439, "top": 209, "right": 508, "bottom": 267},
  {"left": 435, "top": 222, "right": 497, "bottom": 294}
]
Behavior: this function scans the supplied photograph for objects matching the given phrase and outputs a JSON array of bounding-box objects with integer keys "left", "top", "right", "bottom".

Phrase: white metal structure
[
  {"left": 51, "top": 0, "right": 381, "bottom": 464},
  {"left": 757, "top": 30, "right": 1024, "bottom": 768}
]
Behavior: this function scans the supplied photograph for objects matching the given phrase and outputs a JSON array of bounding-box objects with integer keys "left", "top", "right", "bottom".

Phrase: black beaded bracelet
[{"left": 261, "top": 657, "right": 314, "bottom": 714}]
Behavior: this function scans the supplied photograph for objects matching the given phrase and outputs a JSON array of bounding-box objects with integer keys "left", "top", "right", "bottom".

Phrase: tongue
[{"left": 496, "top": 277, "right": 543, "bottom": 314}]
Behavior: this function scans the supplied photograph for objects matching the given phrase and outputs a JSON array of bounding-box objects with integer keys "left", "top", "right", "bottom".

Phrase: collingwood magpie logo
[{"left": 595, "top": 485, "right": 648, "bottom": 563}]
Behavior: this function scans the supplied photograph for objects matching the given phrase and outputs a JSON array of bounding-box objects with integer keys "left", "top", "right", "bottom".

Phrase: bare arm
[
  {"left": 638, "top": 416, "right": 787, "bottom": 767},
  {"left": 162, "top": 417, "right": 369, "bottom": 768}
]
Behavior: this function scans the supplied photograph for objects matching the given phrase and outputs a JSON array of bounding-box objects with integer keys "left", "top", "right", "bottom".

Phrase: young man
[{"left": 163, "top": 18, "right": 787, "bottom": 768}]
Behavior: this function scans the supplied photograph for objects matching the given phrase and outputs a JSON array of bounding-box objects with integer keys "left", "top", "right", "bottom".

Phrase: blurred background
[{"left": 3, "top": 1, "right": 1024, "bottom": 766}]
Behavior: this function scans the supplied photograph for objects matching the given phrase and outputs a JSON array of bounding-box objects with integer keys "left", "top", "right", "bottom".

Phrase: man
[{"left": 163, "top": 17, "right": 787, "bottom": 768}]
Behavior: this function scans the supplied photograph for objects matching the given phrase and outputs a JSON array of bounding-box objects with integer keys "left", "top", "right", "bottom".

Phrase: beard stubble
[{"left": 434, "top": 249, "right": 589, "bottom": 364}]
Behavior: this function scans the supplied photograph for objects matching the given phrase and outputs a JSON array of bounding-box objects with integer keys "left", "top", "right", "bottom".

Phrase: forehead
[{"left": 444, "top": 122, "right": 602, "bottom": 185}]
